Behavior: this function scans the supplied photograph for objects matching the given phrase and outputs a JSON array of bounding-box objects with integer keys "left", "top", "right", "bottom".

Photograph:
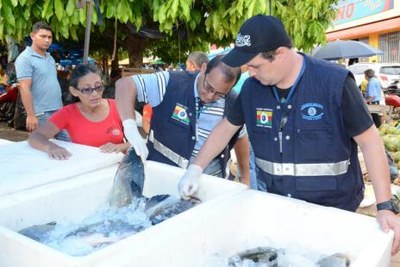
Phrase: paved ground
[{"left": 0, "top": 121, "right": 29, "bottom": 142}]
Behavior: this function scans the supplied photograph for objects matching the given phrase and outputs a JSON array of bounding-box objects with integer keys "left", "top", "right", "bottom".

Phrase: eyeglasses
[
  {"left": 202, "top": 74, "right": 228, "bottom": 99},
  {"left": 75, "top": 85, "right": 104, "bottom": 95}
]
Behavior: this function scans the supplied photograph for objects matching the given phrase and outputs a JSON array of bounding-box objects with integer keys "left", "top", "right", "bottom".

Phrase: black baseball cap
[{"left": 222, "top": 15, "right": 292, "bottom": 67}]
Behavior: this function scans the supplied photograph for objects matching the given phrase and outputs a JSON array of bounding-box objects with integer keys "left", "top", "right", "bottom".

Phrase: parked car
[{"left": 347, "top": 63, "right": 400, "bottom": 89}]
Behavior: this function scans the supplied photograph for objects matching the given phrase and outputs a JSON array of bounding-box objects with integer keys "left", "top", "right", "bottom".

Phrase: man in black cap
[{"left": 178, "top": 14, "right": 400, "bottom": 255}]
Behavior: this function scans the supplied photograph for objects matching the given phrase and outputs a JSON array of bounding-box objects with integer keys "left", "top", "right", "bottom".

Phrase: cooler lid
[{"left": 0, "top": 140, "right": 123, "bottom": 197}]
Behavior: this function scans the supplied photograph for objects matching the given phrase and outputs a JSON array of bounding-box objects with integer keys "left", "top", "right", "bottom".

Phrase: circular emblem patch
[
  {"left": 178, "top": 110, "right": 187, "bottom": 119},
  {"left": 260, "top": 113, "right": 268, "bottom": 124},
  {"left": 308, "top": 107, "right": 317, "bottom": 116}
]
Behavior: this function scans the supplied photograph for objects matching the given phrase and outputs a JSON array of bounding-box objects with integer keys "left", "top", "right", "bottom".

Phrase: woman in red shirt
[{"left": 28, "top": 64, "right": 129, "bottom": 160}]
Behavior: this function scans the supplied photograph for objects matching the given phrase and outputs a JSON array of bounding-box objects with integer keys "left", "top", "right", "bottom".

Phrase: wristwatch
[{"left": 376, "top": 195, "right": 400, "bottom": 214}]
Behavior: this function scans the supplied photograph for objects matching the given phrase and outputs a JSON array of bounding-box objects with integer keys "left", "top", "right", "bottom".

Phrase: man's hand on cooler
[
  {"left": 122, "top": 119, "right": 148, "bottom": 162},
  {"left": 376, "top": 210, "right": 400, "bottom": 255},
  {"left": 178, "top": 164, "right": 203, "bottom": 200}
]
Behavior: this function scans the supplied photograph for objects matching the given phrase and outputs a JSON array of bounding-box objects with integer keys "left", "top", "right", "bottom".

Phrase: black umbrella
[{"left": 311, "top": 40, "right": 383, "bottom": 60}]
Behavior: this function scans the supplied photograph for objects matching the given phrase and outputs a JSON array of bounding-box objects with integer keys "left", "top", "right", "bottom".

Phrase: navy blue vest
[
  {"left": 148, "top": 71, "right": 237, "bottom": 176},
  {"left": 242, "top": 55, "right": 364, "bottom": 211}
]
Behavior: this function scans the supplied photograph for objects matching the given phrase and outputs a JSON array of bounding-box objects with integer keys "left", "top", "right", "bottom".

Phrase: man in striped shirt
[{"left": 115, "top": 55, "right": 250, "bottom": 184}]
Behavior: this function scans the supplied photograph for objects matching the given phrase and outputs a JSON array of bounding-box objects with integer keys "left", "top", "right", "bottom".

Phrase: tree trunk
[
  {"left": 109, "top": 52, "right": 120, "bottom": 86},
  {"left": 126, "top": 33, "right": 148, "bottom": 68},
  {"left": 101, "top": 57, "right": 109, "bottom": 82},
  {"left": 111, "top": 52, "right": 119, "bottom": 73}
]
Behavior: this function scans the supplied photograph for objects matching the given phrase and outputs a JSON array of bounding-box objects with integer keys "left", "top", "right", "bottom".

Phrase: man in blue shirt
[
  {"left": 15, "top": 21, "right": 68, "bottom": 140},
  {"left": 364, "top": 68, "right": 382, "bottom": 104}
]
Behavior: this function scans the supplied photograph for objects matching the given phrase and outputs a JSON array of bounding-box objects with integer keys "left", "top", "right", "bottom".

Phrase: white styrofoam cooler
[
  {"left": 0, "top": 179, "right": 393, "bottom": 267},
  {"left": 0, "top": 140, "right": 123, "bottom": 197},
  {"left": 0, "top": 140, "right": 393, "bottom": 267},
  {"left": 62, "top": 190, "right": 389, "bottom": 267},
  {"left": 0, "top": 159, "right": 247, "bottom": 267},
  {"left": 0, "top": 138, "right": 13, "bottom": 146},
  {"left": 161, "top": 190, "right": 391, "bottom": 267}
]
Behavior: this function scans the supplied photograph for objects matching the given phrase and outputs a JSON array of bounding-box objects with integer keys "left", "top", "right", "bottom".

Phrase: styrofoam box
[
  {"left": 0, "top": 141, "right": 392, "bottom": 266},
  {"left": 0, "top": 138, "right": 13, "bottom": 146},
  {"left": 122, "top": 190, "right": 390, "bottom": 267},
  {"left": 0, "top": 160, "right": 247, "bottom": 267},
  {"left": 0, "top": 140, "right": 123, "bottom": 197}
]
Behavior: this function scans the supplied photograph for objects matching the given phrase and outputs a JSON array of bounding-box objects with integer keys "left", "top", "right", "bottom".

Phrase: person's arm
[
  {"left": 355, "top": 125, "right": 391, "bottom": 202},
  {"left": 179, "top": 118, "right": 241, "bottom": 198},
  {"left": 99, "top": 142, "right": 131, "bottom": 154},
  {"left": 28, "top": 121, "right": 71, "bottom": 160},
  {"left": 233, "top": 135, "right": 250, "bottom": 187},
  {"left": 341, "top": 76, "right": 400, "bottom": 254},
  {"left": 354, "top": 125, "right": 400, "bottom": 255},
  {"left": 18, "top": 79, "right": 38, "bottom": 132},
  {"left": 115, "top": 77, "right": 138, "bottom": 121},
  {"left": 115, "top": 76, "right": 148, "bottom": 161}
]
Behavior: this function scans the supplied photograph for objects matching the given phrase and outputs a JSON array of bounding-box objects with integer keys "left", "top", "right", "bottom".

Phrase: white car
[{"left": 347, "top": 63, "right": 400, "bottom": 89}]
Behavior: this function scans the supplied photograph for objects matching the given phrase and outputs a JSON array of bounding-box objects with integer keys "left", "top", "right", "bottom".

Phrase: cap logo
[{"left": 235, "top": 33, "right": 251, "bottom": 47}]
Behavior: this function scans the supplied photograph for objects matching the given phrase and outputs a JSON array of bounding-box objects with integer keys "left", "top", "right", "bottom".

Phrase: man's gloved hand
[
  {"left": 122, "top": 119, "right": 148, "bottom": 162},
  {"left": 179, "top": 164, "right": 203, "bottom": 199}
]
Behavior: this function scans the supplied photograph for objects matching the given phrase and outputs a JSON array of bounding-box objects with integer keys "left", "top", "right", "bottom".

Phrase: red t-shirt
[{"left": 49, "top": 99, "right": 124, "bottom": 147}]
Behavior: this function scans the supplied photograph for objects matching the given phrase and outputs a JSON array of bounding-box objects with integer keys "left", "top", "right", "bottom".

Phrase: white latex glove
[
  {"left": 178, "top": 164, "right": 203, "bottom": 199},
  {"left": 122, "top": 119, "right": 148, "bottom": 162}
]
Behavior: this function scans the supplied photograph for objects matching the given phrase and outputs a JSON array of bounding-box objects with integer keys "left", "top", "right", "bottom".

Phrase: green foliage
[
  {"left": 0, "top": 0, "right": 338, "bottom": 64},
  {"left": 144, "top": 33, "right": 210, "bottom": 65}
]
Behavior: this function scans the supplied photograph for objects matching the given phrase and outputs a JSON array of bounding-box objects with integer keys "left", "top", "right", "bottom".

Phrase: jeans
[{"left": 36, "top": 111, "right": 70, "bottom": 142}]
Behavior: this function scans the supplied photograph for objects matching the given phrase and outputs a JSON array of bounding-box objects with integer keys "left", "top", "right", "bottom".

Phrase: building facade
[{"left": 326, "top": 0, "right": 400, "bottom": 63}]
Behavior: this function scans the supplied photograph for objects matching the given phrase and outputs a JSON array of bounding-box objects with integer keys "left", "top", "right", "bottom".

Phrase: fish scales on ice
[
  {"left": 144, "top": 194, "right": 200, "bottom": 225},
  {"left": 18, "top": 147, "right": 201, "bottom": 255},
  {"left": 228, "top": 247, "right": 351, "bottom": 267},
  {"left": 228, "top": 247, "right": 279, "bottom": 267},
  {"left": 18, "top": 221, "right": 57, "bottom": 243},
  {"left": 108, "top": 147, "right": 201, "bottom": 224}
]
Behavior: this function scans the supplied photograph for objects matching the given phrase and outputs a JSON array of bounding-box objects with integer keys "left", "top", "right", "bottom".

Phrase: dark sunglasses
[{"left": 75, "top": 85, "right": 105, "bottom": 95}]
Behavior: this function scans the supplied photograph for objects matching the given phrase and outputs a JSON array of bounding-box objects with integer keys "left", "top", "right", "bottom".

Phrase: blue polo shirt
[
  {"left": 15, "top": 46, "right": 62, "bottom": 114},
  {"left": 365, "top": 77, "right": 382, "bottom": 102}
]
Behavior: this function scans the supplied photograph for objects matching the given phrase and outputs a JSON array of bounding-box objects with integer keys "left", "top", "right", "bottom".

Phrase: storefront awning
[{"left": 326, "top": 17, "right": 400, "bottom": 41}]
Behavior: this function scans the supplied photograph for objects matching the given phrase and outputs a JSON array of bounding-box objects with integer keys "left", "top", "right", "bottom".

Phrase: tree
[{"left": 0, "top": 0, "right": 339, "bottom": 67}]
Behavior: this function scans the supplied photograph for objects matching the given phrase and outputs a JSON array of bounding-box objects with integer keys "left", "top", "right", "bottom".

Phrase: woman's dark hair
[
  {"left": 69, "top": 64, "right": 103, "bottom": 102},
  {"left": 70, "top": 64, "right": 102, "bottom": 88}
]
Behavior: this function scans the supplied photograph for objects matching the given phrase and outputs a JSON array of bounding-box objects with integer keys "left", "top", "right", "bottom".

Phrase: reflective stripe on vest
[
  {"left": 255, "top": 157, "right": 350, "bottom": 176},
  {"left": 149, "top": 131, "right": 189, "bottom": 169}
]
